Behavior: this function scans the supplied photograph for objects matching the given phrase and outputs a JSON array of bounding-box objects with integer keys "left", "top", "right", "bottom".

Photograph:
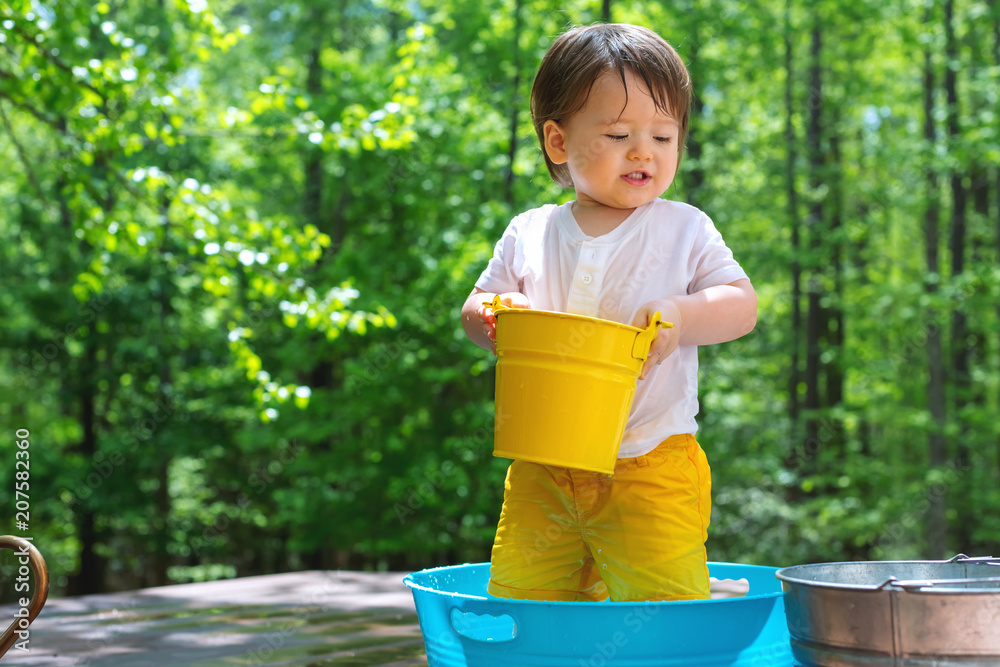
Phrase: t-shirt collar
[{"left": 557, "top": 200, "right": 654, "bottom": 243}]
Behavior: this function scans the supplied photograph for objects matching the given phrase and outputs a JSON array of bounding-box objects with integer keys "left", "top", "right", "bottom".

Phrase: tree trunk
[
  {"left": 826, "top": 129, "right": 844, "bottom": 413},
  {"left": 75, "top": 345, "right": 104, "bottom": 594},
  {"left": 685, "top": 37, "right": 706, "bottom": 206},
  {"left": 965, "top": 164, "right": 989, "bottom": 547},
  {"left": 923, "top": 3, "right": 947, "bottom": 560},
  {"left": 304, "top": 6, "right": 327, "bottom": 242},
  {"left": 149, "top": 461, "right": 171, "bottom": 587},
  {"left": 853, "top": 126, "right": 873, "bottom": 466},
  {"left": 601, "top": 0, "right": 611, "bottom": 23},
  {"left": 785, "top": 0, "right": 802, "bottom": 446},
  {"left": 305, "top": 46, "right": 324, "bottom": 235},
  {"left": 300, "top": 4, "right": 336, "bottom": 571},
  {"left": 944, "top": 0, "right": 969, "bottom": 549},
  {"left": 148, "top": 190, "right": 174, "bottom": 588},
  {"left": 803, "top": 24, "right": 823, "bottom": 480},
  {"left": 991, "top": 0, "right": 1000, "bottom": 481},
  {"left": 505, "top": 0, "right": 522, "bottom": 206}
]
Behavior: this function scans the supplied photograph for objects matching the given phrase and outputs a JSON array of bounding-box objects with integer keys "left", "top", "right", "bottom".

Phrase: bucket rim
[
  {"left": 775, "top": 555, "right": 1000, "bottom": 592},
  {"left": 493, "top": 306, "right": 645, "bottom": 334},
  {"left": 403, "top": 561, "right": 786, "bottom": 606}
]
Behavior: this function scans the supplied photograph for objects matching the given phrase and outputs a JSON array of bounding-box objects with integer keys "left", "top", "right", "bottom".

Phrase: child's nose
[{"left": 627, "top": 137, "right": 653, "bottom": 160}]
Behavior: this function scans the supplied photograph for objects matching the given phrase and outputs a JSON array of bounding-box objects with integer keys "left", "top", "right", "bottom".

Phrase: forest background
[{"left": 1, "top": 0, "right": 999, "bottom": 598}]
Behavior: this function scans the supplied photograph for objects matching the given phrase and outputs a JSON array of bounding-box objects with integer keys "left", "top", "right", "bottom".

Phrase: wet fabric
[{"left": 488, "top": 434, "right": 712, "bottom": 602}]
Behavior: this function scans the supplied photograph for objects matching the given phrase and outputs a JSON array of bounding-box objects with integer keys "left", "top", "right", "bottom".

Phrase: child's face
[{"left": 543, "top": 68, "right": 679, "bottom": 212}]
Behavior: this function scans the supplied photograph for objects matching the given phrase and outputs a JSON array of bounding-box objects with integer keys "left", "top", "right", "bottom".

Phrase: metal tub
[{"left": 776, "top": 554, "right": 1000, "bottom": 666}]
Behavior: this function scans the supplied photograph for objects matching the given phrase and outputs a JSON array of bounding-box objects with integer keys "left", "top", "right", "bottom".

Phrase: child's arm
[
  {"left": 631, "top": 278, "right": 757, "bottom": 379},
  {"left": 461, "top": 287, "right": 531, "bottom": 354}
]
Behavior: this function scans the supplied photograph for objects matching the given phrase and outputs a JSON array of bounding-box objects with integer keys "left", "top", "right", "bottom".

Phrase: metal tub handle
[
  {"left": 870, "top": 554, "right": 1000, "bottom": 590},
  {"left": 946, "top": 553, "right": 1000, "bottom": 564},
  {"left": 889, "top": 576, "right": 1000, "bottom": 589}
]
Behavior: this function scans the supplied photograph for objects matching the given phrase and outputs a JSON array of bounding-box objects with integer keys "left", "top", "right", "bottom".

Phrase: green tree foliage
[{"left": 0, "top": 0, "right": 998, "bottom": 598}]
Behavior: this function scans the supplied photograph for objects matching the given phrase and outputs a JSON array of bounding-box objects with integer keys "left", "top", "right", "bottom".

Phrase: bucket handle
[
  {"left": 631, "top": 312, "right": 673, "bottom": 361},
  {"left": 484, "top": 295, "right": 522, "bottom": 315}
]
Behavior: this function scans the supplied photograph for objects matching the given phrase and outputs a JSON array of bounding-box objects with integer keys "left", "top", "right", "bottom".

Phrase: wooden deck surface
[{"left": 0, "top": 570, "right": 427, "bottom": 666}]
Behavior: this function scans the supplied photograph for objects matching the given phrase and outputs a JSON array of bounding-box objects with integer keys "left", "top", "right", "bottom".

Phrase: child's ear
[{"left": 543, "top": 120, "right": 568, "bottom": 164}]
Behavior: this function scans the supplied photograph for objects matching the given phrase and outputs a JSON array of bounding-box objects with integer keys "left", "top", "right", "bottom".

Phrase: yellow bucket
[{"left": 488, "top": 296, "right": 670, "bottom": 474}]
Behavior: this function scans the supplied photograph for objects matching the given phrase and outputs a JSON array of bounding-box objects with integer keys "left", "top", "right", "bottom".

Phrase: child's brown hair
[{"left": 530, "top": 24, "right": 692, "bottom": 188}]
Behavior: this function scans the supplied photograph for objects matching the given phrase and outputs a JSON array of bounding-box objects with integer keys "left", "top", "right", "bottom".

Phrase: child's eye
[
  {"left": 605, "top": 135, "right": 628, "bottom": 141},
  {"left": 655, "top": 136, "right": 673, "bottom": 144}
]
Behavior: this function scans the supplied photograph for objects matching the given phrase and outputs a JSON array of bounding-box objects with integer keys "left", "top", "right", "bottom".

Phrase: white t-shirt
[{"left": 475, "top": 198, "right": 748, "bottom": 458}]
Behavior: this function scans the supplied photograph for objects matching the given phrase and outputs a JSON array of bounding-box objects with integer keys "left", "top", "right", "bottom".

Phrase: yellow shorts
[{"left": 487, "top": 434, "right": 711, "bottom": 602}]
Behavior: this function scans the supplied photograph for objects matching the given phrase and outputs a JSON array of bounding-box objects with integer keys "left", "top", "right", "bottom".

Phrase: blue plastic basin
[{"left": 404, "top": 562, "right": 794, "bottom": 666}]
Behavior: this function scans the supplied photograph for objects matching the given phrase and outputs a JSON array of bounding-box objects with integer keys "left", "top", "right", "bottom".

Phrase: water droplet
[{"left": 602, "top": 564, "right": 608, "bottom": 570}]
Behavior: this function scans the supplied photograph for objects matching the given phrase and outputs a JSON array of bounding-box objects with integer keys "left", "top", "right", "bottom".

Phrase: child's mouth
[{"left": 621, "top": 171, "right": 651, "bottom": 186}]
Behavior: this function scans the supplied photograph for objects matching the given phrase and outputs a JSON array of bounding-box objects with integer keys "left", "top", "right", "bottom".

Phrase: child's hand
[
  {"left": 481, "top": 292, "right": 530, "bottom": 354},
  {"left": 631, "top": 299, "right": 681, "bottom": 380}
]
